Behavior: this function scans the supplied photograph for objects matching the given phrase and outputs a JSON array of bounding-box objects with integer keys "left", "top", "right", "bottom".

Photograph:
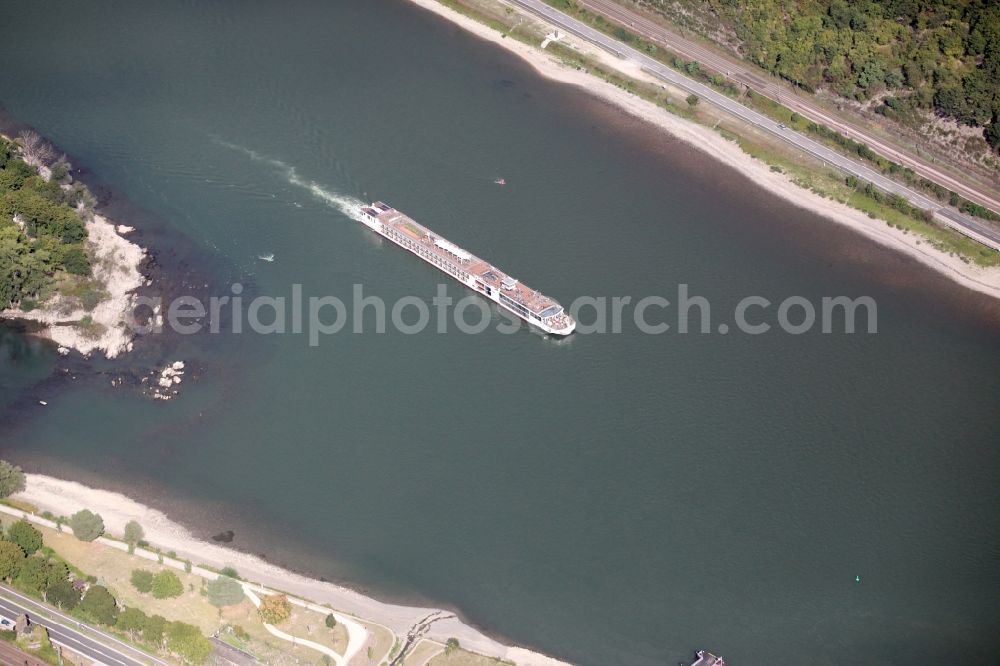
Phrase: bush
[
  {"left": 49, "top": 160, "right": 70, "bottom": 183},
  {"left": 206, "top": 576, "right": 244, "bottom": 608},
  {"left": 116, "top": 607, "right": 148, "bottom": 639},
  {"left": 151, "top": 570, "right": 184, "bottom": 599},
  {"left": 144, "top": 614, "right": 167, "bottom": 647},
  {"left": 0, "top": 460, "right": 26, "bottom": 498},
  {"left": 80, "top": 585, "right": 118, "bottom": 625},
  {"left": 131, "top": 569, "right": 154, "bottom": 593},
  {"left": 686, "top": 94, "right": 700, "bottom": 106},
  {"left": 258, "top": 594, "right": 292, "bottom": 625},
  {"left": 61, "top": 246, "right": 91, "bottom": 276},
  {"left": 166, "top": 621, "right": 212, "bottom": 664},
  {"left": 69, "top": 510, "right": 104, "bottom": 541},
  {"left": 445, "top": 637, "right": 460, "bottom": 654},
  {"left": 325, "top": 613, "right": 336, "bottom": 628},
  {"left": 6, "top": 520, "right": 42, "bottom": 556},
  {"left": 219, "top": 566, "right": 240, "bottom": 579}
]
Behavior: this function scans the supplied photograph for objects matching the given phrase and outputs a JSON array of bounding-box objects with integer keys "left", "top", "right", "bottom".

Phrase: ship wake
[{"left": 215, "top": 139, "right": 366, "bottom": 222}]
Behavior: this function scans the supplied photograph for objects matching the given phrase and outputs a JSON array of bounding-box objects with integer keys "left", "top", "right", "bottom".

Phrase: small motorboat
[{"left": 494, "top": 178, "right": 506, "bottom": 186}]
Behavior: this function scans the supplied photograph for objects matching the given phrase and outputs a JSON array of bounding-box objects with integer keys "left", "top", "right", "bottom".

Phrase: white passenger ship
[{"left": 359, "top": 202, "right": 575, "bottom": 335}]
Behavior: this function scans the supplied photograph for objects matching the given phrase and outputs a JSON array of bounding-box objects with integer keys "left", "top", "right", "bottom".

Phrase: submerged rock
[{"left": 211, "top": 530, "right": 235, "bottom": 543}]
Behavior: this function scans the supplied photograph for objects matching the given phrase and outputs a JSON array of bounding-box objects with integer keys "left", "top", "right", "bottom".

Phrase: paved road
[
  {"left": 507, "top": 0, "right": 1000, "bottom": 250},
  {"left": 578, "top": 0, "right": 1000, "bottom": 215},
  {"left": 0, "top": 587, "right": 171, "bottom": 666}
]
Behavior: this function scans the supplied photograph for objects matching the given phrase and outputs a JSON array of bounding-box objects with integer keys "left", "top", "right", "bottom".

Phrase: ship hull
[{"left": 361, "top": 214, "right": 575, "bottom": 336}]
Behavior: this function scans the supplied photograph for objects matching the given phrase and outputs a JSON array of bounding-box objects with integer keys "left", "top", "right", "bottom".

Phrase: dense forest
[
  {"left": 647, "top": 0, "right": 1000, "bottom": 149},
  {"left": 0, "top": 134, "right": 93, "bottom": 310}
]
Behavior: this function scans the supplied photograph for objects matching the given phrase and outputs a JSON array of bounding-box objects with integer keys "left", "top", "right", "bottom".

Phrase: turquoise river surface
[{"left": 1, "top": 1, "right": 999, "bottom": 664}]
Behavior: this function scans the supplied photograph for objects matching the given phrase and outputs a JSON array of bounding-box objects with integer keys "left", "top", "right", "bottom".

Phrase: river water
[{"left": 1, "top": 1, "right": 998, "bottom": 664}]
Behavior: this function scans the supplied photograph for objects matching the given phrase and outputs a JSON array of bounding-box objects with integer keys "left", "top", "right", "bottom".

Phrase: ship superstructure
[{"left": 359, "top": 202, "right": 575, "bottom": 335}]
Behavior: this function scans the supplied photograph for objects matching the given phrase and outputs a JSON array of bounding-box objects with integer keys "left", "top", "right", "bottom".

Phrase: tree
[
  {"left": 6, "top": 520, "right": 42, "bottom": 556},
  {"left": 116, "top": 607, "right": 148, "bottom": 640},
  {"left": 686, "top": 94, "right": 700, "bottom": 106},
  {"left": 0, "top": 460, "right": 26, "bottom": 498},
  {"left": 123, "top": 521, "right": 144, "bottom": 552},
  {"left": 69, "top": 510, "right": 104, "bottom": 541},
  {"left": 131, "top": 569, "right": 154, "bottom": 593},
  {"left": 166, "top": 621, "right": 212, "bottom": 664},
  {"left": 14, "top": 556, "right": 50, "bottom": 594},
  {"left": 45, "top": 560, "right": 69, "bottom": 588},
  {"left": 205, "top": 576, "right": 244, "bottom": 607},
  {"left": 0, "top": 540, "right": 25, "bottom": 580},
  {"left": 17, "top": 131, "right": 56, "bottom": 166},
  {"left": 445, "top": 637, "right": 460, "bottom": 654},
  {"left": 69, "top": 509, "right": 104, "bottom": 541},
  {"left": 151, "top": 570, "right": 184, "bottom": 599},
  {"left": 986, "top": 121, "right": 1000, "bottom": 152},
  {"left": 143, "top": 614, "right": 167, "bottom": 647},
  {"left": 80, "top": 585, "right": 118, "bottom": 625},
  {"left": 258, "top": 594, "right": 292, "bottom": 625},
  {"left": 325, "top": 613, "right": 336, "bottom": 629},
  {"left": 45, "top": 579, "right": 81, "bottom": 610}
]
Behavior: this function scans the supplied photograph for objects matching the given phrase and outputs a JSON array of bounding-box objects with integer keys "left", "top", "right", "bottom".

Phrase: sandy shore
[
  {"left": 1, "top": 210, "right": 146, "bottom": 358},
  {"left": 13, "top": 474, "right": 572, "bottom": 666},
  {"left": 406, "top": 0, "right": 1000, "bottom": 300}
]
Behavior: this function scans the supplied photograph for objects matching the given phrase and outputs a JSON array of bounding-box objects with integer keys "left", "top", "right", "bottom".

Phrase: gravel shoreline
[{"left": 15, "top": 474, "right": 573, "bottom": 666}]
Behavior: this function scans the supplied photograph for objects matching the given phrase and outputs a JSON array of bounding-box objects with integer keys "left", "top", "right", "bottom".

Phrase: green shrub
[
  {"left": 166, "top": 621, "right": 212, "bottom": 664},
  {"left": 131, "top": 568, "right": 154, "bottom": 593},
  {"left": 151, "top": 570, "right": 184, "bottom": 599}
]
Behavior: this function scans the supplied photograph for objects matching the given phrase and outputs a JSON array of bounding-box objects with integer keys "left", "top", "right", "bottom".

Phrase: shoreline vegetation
[
  {"left": 0, "top": 468, "right": 572, "bottom": 666},
  {"left": 540, "top": 0, "right": 1000, "bottom": 224},
  {"left": 0, "top": 131, "right": 145, "bottom": 358},
  {"left": 606, "top": 0, "right": 1000, "bottom": 191},
  {"left": 411, "top": 0, "right": 1000, "bottom": 300}
]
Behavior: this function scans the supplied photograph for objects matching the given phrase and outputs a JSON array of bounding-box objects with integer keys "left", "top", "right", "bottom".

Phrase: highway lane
[
  {"left": 507, "top": 0, "right": 1000, "bottom": 250},
  {"left": 0, "top": 587, "right": 171, "bottom": 666}
]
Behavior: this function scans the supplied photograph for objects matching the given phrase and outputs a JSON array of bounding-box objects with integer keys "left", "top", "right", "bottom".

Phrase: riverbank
[
  {"left": 1, "top": 213, "right": 145, "bottom": 358},
  {"left": 12, "top": 474, "right": 572, "bottom": 666},
  {"left": 407, "top": 0, "right": 1000, "bottom": 301},
  {"left": 0, "top": 132, "right": 147, "bottom": 358}
]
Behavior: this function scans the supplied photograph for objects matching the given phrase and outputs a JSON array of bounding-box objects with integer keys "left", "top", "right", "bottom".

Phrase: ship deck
[
  {"left": 362, "top": 202, "right": 564, "bottom": 317},
  {"left": 687, "top": 651, "right": 725, "bottom": 666}
]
